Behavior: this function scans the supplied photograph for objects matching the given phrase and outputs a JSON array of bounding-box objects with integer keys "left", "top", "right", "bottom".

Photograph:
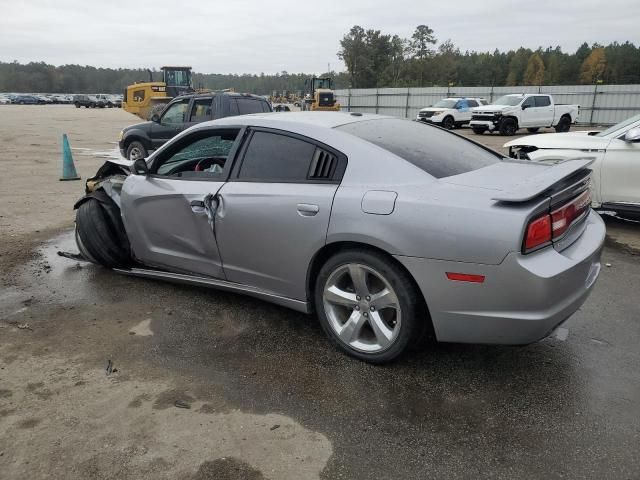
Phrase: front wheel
[
  {"left": 315, "top": 250, "right": 426, "bottom": 363},
  {"left": 472, "top": 127, "right": 487, "bottom": 135},
  {"left": 442, "top": 115, "right": 455, "bottom": 130},
  {"left": 126, "top": 141, "right": 148, "bottom": 161},
  {"left": 499, "top": 117, "right": 518, "bottom": 136}
]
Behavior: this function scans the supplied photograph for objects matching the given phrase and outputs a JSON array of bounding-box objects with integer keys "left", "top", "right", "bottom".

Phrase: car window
[
  {"left": 467, "top": 100, "right": 478, "bottom": 108},
  {"left": 161, "top": 100, "right": 189, "bottom": 125},
  {"left": 190, "top": 98, "right": 213, "bottom": 122},
  {"left": 236, "top": 98, "right": 265, "bottom": 115},
  {"left": 238, "top": 131, "right": 316, "bottom": 182},
  {"left": 535, "top": 96, "right": 551, "bottom": 107},
  {"left": 522, "top": 97, "right": 535, "bottom": 108},
  {"left": 336, "top": 118, "right": 501, "bottom": 179},
  {"left": 155, "top": 130, "right": 239, "bottom": 178}
]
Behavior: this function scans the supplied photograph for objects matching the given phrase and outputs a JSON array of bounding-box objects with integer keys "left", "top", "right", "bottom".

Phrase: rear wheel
[
  {"left": 472, "top": 127, "right": 487, "bottom": 135},
  {"left": 555, "top": 115, "right": 571, "bottom": 133},
  {"left": 499, "top": 117, "right": 518, "bottom": 136},
  {"left": 74, "top": 103, "right": 81, "bottom": 108},
  {"left": 442, "top": 115, "right": 455, "bottom": 130},
  {"left": 315, "top": 249, "right": 425, "bottom": 364},
  {"left": 527, "top": 127, "right": 540, "bottom": 133}
]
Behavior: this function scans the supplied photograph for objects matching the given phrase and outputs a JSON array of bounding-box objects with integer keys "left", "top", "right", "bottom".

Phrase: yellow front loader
[{"left": 301, "top": 77, "right": 341, "bottom": 112}]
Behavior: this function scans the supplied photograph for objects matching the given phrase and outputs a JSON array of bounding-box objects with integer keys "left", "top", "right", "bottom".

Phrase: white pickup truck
[{"left": 469, "top": 94, "right": 579, "bottom": 136}]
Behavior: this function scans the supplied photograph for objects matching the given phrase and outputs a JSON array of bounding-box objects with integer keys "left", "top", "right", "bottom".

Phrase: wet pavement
[{"left": 1, "top": 229, "right": 639, "bottom": 479}]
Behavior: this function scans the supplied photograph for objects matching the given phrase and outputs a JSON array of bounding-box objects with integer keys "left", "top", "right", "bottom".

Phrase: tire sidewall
[
  {"left": 314, "top": 249, "right": 421, "bottom": 363},
  {"left": 442, "top": 116, "right": 454, "bottom": 129},
  {"left": 500, "top": 118, "right": 517, "bottom": 136},
  {"left": 126, "top": 141, "right": 148, "bottom": 161}
]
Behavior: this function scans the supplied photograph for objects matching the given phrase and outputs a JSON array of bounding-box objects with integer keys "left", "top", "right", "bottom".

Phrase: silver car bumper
[
  {"left": 469, "top": 120, "right": 496, "bottom": 131},
  {"left": 396, "top": 210, "right": 605, "bottom": 345}
]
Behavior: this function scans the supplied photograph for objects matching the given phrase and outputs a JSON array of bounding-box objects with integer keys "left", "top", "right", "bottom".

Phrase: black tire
[
  {"left": 472, "top": 127, "right": 486, "bottom": 135},
  {"left": 314, "top": 249, "right": 427, "bottom": 364},
  {"left": 442, "top": 115, "right": 455, "bottom": 130},
  {"left": 75, "top": 192, "right": 131, "bottom": 268},
  {"left": 527, "top": 127, "right": 540, "bottom": 133},
  {"left": 126, "top": 141, "right": 148, "bottom": 161},
  {"left": 499, "top": 117, "right": 518, "bottom": 136},
  {"left": 555, "top": 115, "right": 571, "bottom": 133},
  {"left": 75, "top": 103, "right": 81, "bottom": 108}
]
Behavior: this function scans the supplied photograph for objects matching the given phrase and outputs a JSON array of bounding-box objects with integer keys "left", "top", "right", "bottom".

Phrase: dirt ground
[{"left": 1, "top": 106, "right": 639, "bottom": 479}]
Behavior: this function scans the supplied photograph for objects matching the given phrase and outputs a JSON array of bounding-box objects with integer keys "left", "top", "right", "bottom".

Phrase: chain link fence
[{"left": 334, "top": 84, "right": 640, "bottom": 125}]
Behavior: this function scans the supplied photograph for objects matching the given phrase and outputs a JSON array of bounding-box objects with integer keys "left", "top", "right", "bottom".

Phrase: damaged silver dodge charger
[{"left": 73, "top": 112, "right": 605, "bottom": 363}]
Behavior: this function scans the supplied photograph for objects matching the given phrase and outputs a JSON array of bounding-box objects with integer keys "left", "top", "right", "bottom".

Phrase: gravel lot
[{"left": 1, "top": 106, "right": 639, "bottom": 479}]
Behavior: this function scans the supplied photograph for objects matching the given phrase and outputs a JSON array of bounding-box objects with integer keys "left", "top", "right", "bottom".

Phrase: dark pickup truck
[{"left": 118, "top": 92, "right": 272, "bottom": 160}]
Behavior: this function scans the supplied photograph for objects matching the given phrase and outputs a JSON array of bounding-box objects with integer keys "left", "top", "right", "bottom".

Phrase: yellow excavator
[
  {"left": 122, "top": 66, "right": 195, "bottom": 120},
  {"left": 301, "top": 77, "right": 340, "bottom": 111}
]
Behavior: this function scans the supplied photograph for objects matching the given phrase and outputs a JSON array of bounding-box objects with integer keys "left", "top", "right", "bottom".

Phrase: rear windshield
[{"left": 336, "top": 118, "right": 501, "bottom": 178}]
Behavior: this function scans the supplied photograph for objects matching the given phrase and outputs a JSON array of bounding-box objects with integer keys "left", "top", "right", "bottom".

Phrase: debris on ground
[
  {"left": 57, "top": 251, "right": 87, "bottom": 262},
  {"left": 17, "top": 323, "right": 32, "bottom": 331},
  {"left": 174, "top": 400, "right": 191, "bottom": 409},
  {"left": 270, "top": 424, "right": 280, "bottom": 431},
  {"left": 106, "top": 359, "right": 118, "bottom": 376}
]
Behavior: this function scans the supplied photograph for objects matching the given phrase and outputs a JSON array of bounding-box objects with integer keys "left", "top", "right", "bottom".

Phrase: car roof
[
  {"left": 205, "top": 111, "right": 393, "bottom": 129},
  {"left": 175, "top": 92, "right": 267, "bottom": 101}
]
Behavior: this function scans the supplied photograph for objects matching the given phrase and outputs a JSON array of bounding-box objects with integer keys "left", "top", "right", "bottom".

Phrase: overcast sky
[{"left": 1, "top": 0, "right": 638, "bottom": 74}]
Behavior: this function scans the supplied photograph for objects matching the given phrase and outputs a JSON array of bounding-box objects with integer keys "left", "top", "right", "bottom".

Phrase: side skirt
[{"left": 113, "top": 267, "right": 311, "bottom": 314}]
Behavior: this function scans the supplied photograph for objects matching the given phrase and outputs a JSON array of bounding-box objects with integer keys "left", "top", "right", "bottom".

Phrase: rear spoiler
[{"left": 492, "top": 158, "right": 594, "bottom": 202}]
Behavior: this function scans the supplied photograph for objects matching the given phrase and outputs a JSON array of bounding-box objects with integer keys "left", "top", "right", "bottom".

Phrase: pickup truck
[{"left": 469, "top": 94, "right": 579, "bottom": 136}]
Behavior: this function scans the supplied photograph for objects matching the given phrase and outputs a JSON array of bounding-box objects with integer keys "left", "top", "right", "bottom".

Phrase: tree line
[
  {"left": 0, "top": 26, "right": 638, "bottom": 94},
  {"left": 338, "top": 25, "right": 640, "bottom": 88}
]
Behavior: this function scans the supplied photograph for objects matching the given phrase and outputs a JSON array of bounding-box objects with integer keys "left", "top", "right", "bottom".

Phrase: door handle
[{"left": 297, "top": 203, "right": 319, "bottom": 216}]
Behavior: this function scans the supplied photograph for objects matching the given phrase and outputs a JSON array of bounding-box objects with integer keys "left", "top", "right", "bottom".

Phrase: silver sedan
[{"left": 74, "top": 112, "right": 605, "bottom": 363}]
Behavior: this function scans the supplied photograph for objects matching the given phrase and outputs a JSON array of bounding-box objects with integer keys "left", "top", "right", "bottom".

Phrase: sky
[{"left": 0, "top": 0, "right": 638, "bottom": 74}]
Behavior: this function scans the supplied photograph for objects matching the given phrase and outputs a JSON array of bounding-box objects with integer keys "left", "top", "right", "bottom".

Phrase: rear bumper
[{"left": 396, "top": 210, "right": 605, "bottom": 345}]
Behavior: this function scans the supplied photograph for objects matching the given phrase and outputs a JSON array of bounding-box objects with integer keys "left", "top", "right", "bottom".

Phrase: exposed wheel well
[{"left": 306, "top": 241, "right": 434, "bottom": 337}]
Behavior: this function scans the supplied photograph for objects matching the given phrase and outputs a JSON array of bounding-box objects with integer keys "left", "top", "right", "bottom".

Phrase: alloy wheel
[{"left": 322, "top": 263, "right": 401, "bottom": 353}]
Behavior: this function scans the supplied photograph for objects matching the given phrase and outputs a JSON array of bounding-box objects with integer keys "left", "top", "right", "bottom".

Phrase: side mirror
[
  {"left": 151, "top": 113, "right": 160, "bottom": 123},
  {"left": 132, "top": 158, "right": 149, "bottom": 175},
  {"left": 624, "top": 127, "right": 640, "bottom": 143},
  {"left": 521, "top": 104, "right": 528, "bottom": 110}
]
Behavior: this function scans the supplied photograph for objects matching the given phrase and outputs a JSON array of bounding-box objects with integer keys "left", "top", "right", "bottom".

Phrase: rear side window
[
  {"left": 238, "top": 131, "right": 316, "bottom": 182},
  {"left": 467, "top": 100, "right": 479, "bottom": 108},
  {"left": 336, "top": 119, "right": 500, "bottom": 178},
  {"left": 236, "top": 98, "right": 265, "bottom": 115},
  {"left": 535, "top": 96, "right": 551, "bottom": 107}
]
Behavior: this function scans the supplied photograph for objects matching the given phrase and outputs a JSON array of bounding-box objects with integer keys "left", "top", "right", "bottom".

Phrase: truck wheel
[
  {"left": 555, "top": 115, "right": 571, "bottom": 133},
  {"left": 75, "top": 192, "right": 131, "bottom": 269},
  {"left": 126, "top": 141, "right": 148, "bottom": 161},
  {"left": 74, "top": 103, "right": 81, "bottom": 108},
  {"left": 472, "top": 127, "right": 486, "bottom": 135},
  {"left": 499, "top": 118, "right": 517, "bottom": 136},
  {"left": 527, "top": 127, "right": 540, "bottom": 133},
  {"left": 442, "top": 116, "right": 455, "bottom": 130}
]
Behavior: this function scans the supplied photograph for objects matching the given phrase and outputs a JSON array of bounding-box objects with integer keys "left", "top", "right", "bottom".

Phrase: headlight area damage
[{"left": 63, "top": 160, "right": 133, "bottom": 268}]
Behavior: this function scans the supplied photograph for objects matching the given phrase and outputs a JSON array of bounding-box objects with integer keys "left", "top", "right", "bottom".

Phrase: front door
[
  {"left": 214, "top": 129, "right": 345, "bottom": 300},
  {"left": 121, "top": 127, "right": 243, "bottom": 278},
  {"left": 600, "top": 135, "right": 640, "bottom": 205},
  {"left": 149, "top": 98, "right": 190, "bottom": 150}
]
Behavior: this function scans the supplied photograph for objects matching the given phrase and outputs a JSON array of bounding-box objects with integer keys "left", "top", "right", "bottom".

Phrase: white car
[
  {"left": 470, "top": 94, "right": 579, "bottom": 136},
  {"left": 416, "top": 97, "right": 487, "bottom": 129},
  {"left": 505, "top": 114, "right": 640, "bottom": 217}
]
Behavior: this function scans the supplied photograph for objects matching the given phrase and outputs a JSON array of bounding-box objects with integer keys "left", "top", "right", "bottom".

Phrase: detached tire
[
  {"left": 314, "top": 249, "right": 427, "bottom": 364},
  {"left": 75, "top": 191, "right": 131, "bottom": 268}
]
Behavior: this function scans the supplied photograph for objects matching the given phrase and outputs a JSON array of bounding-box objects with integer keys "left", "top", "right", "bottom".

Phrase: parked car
[
  {"left": 95, "top": 94, "right": 115, "bottom": 107},
  {"left": 108, "top": 94, "right": 122, "bottom": 107},
  {"left": 118, "top": 91, "right": 272, "bottom": 160},
  {"left": 416, "top": 97, "right": 487, "bottom": 129},
  {"left": 505, "top": 113, "right": 640, "bottom": 218},
  {"left": 74, "top": 95, "right": 97, "bottom": 108},
  {"left": 73, "top": 112, "right": 604, "bottom": 363},
  {"left": 470, "top": 94, "right": 579, "bottom": 135},
  {"left": 11, "top": 95, "right": 40, "bottom": 105},
  {"left": 0, "top": 95, "right": 10, "bottom": 105}
]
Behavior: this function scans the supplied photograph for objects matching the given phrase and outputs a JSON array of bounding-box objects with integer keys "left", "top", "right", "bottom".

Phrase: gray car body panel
[{"left": 108, "top": 112, "right": 605, "bottom": 345}]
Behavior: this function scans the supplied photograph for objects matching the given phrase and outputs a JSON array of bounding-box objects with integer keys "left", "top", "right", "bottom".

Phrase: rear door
[
  {"left": 214, "top": 129, "right": 346, "bottom": 300},
  {"left": 120, "top": 127, "right": 244, "bottom": 278},
  {"left": 149, "top": 98, "right": 190, "bottom": 149}
]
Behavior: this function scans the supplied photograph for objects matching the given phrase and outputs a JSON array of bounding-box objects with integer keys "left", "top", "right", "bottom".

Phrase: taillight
[
  {"left": 523, "top": 189, "right": 591, "bottom": 254},
  {"left": 524, "top": 215, "right": 552, "bottom": 251},
  {"left": 550, "top": 189, "right": 591, "bottom": 238}
]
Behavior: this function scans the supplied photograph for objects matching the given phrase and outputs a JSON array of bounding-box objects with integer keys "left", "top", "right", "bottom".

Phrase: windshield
[
  {"left": 336, "top": 118, "right": 501, "bottom": 179},
  {"left": 165, "top": 69, "right": 191, "bottom": 87},
  {"left": 595, "top": 114, "right": 640, "bottom": 137},
  {"left": 493, "top": 95, "right": 523, "bottom": 106},
  {"left": 433, "top": 99, "right": 457, "bottom": 108}
]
